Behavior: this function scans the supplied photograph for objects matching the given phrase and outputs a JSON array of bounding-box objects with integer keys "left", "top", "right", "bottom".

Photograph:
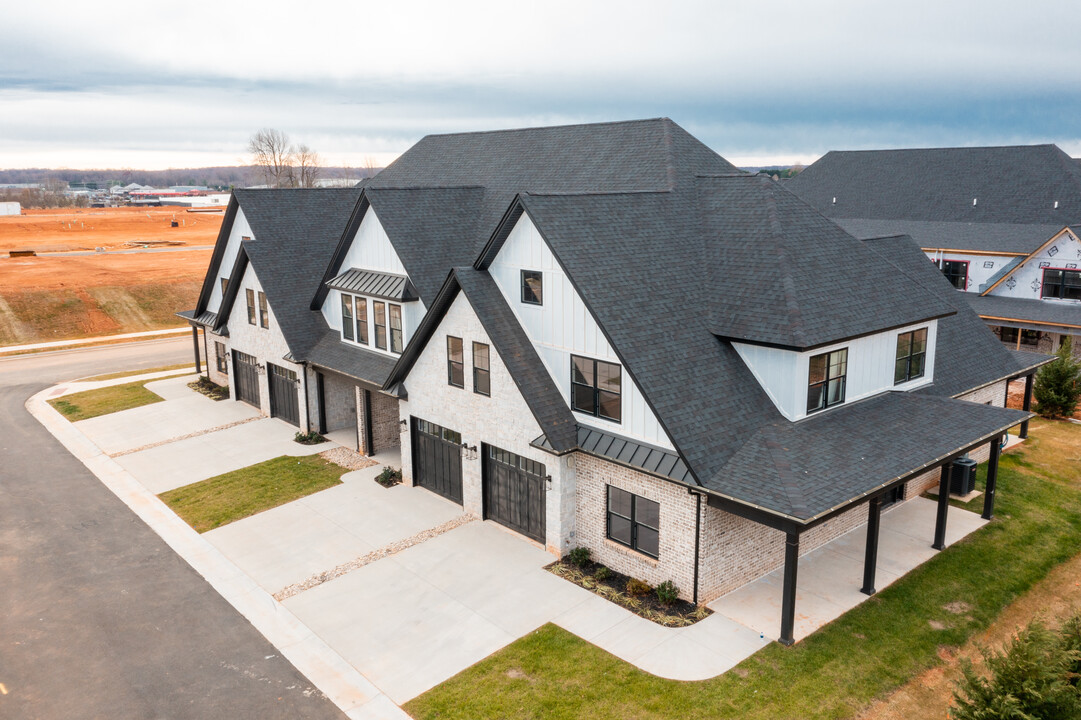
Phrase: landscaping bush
[
  {"left": 594, "top": 566, "right": 611, "bottom": 581},
  {"left": 293, "top": 430, "right": 327, "bottom": 445},
  {"left": 951, "top": 613, "right": 1081, "bottom": 720},
  {"left": 188, "top": 376, "right": 229, "bottom": 401},
  {"left": 567, "top": 546, "right": 591, "bottom": 567},
  {"left": 376, "top": 466, "right": 402, "bottom": 488},
  {"left": 626, "top": 577, "right": 651, "bottom": 596},
  {"left": 656, "top": 580, "right": 679, "bottom": 605},
  {"left": 1034, "top": 337, "right": 1081, "bottom": 418}
]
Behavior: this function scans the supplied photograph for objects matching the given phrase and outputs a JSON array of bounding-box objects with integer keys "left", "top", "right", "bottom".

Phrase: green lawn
[
  {"left": 406, "top": 420, "right": 1081, "bottom": 720},
  {"left": 49, "top": 380, "right": 165, "bottom": 421},
  {"left": 80, "top": 363, "right": 194, "bottom": 382},
  {"left": 159, "top": 455, "right": 345, "bottom": 533}
]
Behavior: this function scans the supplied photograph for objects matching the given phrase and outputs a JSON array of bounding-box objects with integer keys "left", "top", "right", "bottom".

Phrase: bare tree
[
  {"left": 248, "top": 128, "right": 294, "bottom": 187},
  {"left": 363, "top": 155, "right": 381, "bottom": 179},
  {"left": 292, "top": 144, "right": 322, "bottom": 188}
]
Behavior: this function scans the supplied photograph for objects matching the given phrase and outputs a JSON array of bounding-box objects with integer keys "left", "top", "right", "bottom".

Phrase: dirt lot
[{"left": 0, "top": 208, "right": 221, "bottom": 346}]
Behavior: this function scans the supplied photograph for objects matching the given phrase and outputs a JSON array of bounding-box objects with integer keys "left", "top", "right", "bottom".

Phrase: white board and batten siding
[
  {"left": 208, "top": 207, "right": 254, "bottom": 313},
  {"left": 320, "top": 206, "right": 426, "bottom": 356},
  {"left": 489, "top": 214, "right": 676, "bottom": 451},
  {"left": 734, "top": 320, "right": 938, "bottom": 422}
]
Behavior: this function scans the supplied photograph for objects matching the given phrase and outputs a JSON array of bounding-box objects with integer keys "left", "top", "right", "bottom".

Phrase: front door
[
  {"left": 482, "top": 444, "right": 546, "bottom": 543},
  {"left": 232, "top": 350, "right": 260, "bottom": 407},
  {"left": 411, "top": 418, "right": 463, "bottom": 505},
  {"left": 267, "top": 363, "right": 300, "bottom": 426}
]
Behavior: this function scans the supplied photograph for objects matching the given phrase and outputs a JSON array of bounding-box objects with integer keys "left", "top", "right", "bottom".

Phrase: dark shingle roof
[
  {"left": 963, "top": 293, "right": 1081, "bottom": 329},
  {"left": 835, "top": 218, "right": 1062, "bottom": 255},
  {"left": 305, "top": 327, "right": 398, "bottom": 387},
  {"left": 327, "top": 268, "right": 418, "bottom": 301},
  {"left": 787, "top": 144, "right": 1081, "bottom": 224},
  {"left": 234, "top": 188, "right": 361, "bottom": 358}
]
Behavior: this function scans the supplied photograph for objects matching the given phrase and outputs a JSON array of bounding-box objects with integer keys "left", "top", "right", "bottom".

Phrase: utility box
[{"left": 950, "top": 458, "right": 977, "bottom": 496}]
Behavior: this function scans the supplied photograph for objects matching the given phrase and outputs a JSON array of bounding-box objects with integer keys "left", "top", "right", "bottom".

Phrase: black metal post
[
  {"left": 1020, "top": 374, "right": 1034, "bottom": 439},
  {"left": 932, "top": 463, "right": 951, "bottom": 550},
  {"left": 362, "top": 388, "right": 374, "bottom": 455},
  {"left": 861, "top": 495, "right": 882, "bottom": 596},
  {"left": 316, "top": 372, "right": 327, "bottom": 434},
  {"left": 190, "top": 325, "right": 201, "bottom": 374},
  {"left": 779, "top": 532, "right": 800, "bottom": 646},
  {"left": 692, "top": 492, "right": 702, "bottom": 606},
  {"left": 982, "top": 438, "right": 1001, "bottom": 520}
]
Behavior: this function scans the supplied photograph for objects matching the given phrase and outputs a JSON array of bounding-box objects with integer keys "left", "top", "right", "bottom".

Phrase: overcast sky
[{"left": 2, "top": 0, "right": 1080, "bottom": 170}]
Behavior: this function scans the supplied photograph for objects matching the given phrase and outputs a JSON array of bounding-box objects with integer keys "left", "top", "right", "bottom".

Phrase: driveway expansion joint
[{"left": 110, "top": 415, "right": 262, "bottom": 457}]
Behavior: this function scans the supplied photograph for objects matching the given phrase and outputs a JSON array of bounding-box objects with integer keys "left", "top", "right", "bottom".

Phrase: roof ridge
[
  {"left": 366, "top": 184, "right": 486, "bottom": 191},
  {"left": 520, "top": 189, "right": 673, "bottom": 198},
  {"left": 825, "top": 143, "right": 1062, "bottom": 154},
  {"left": 415, "top": 117, "right": 670, "bottom": 141}
]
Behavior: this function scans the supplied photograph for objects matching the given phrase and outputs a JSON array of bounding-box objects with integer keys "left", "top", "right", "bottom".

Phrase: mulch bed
[
  {"left": 188, "top": 377, "right": 229, "bottom": 401},
  {"left": 545, "top": 558, "right": 711, "bottom": 627}
]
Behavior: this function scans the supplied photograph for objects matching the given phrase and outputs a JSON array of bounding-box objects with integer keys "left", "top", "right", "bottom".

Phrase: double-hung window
[
  {"left": 894, "top": 328, "right": 928, "bottom": 384},
  {"left": 355, "top": 297, "right": 368, "bottom": 344},
  {"left": 521, "top": 270, "right": 543, "bottom": 305},
  {"left": 246, "top": 289, "right": 256, "bottom": 325},
  {"left": 341, "top": 293, "right": 354, "bottom": 341},
  {"left": 447, "top": 336, "right": 464, "bottom": 388},
  {"left": 258, "top": 291, "right": 268, "bottom": 328},
  {"left": 571, "top": 355, "right": 621, "bottom": 422},
  {"left": 1042, "top": 269, "right": 1081, "bottom": 300},
  {"left": 473, "top": 342, "right": 490, "bottom": 396},
  {"left": 389, "top": 304, "right": 403, "bottom": 354},
  {"left": 606, "top": 486, "right": 659, "bottom": 558},
  {"left": 807, "top": 348, "right": 847, "bottom": 413},
  {"left": 373, "top": 302, "right": 387, "bottom": 350},
  {"left": 215, "top": 341, "right": 227, "bottom": 373},
  {"left": 939, "top": 260, "right": 968, "bottom": 290}
]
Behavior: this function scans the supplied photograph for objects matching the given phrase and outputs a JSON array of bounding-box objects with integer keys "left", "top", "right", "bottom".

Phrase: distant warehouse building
[{"left": 0, "top": 202, "right": 21, "bottom": 216}]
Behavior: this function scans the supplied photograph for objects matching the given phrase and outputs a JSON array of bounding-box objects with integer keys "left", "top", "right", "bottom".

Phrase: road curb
[{"left": 25, "top": 387, "right": 409, "bottom": 720}]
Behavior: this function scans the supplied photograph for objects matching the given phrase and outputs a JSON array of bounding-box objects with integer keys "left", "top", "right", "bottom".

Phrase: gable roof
[
  {"left": 192, "top": 194, "right": 240, "bottom": 316},
  {"left": 215, "top": 188, "right": 361, "bottom": 358},
  {"left": 787, "top": 144, "right": 1081, "bottom": 225}
]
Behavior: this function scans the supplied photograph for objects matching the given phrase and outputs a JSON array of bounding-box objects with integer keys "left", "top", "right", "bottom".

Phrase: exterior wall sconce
[
  {"left": 256, "top": 363, "right": 266, "bottom": 375},
  {"left": 399, "top": 419, "right": 408, "bottom": 432},
  {"left": 545, "top": 474, "right": 553, "bottom": 491},
  {"left": 460, "top": 443, "right": 478, "bottom": 461}
]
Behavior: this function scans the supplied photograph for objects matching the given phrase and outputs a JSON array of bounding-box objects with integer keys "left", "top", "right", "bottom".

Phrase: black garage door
[
  {"left": 268, "top": 363, "right": 300, "bottom": 426},
  {"left": 412, "top": 418, "right": 463, "bottom": 504},
  {"left": 483, "top": 444, "right": 546, "bottom": 543},
  {"left": 232, "top": 350, "right": 260, "bottom": 407}
]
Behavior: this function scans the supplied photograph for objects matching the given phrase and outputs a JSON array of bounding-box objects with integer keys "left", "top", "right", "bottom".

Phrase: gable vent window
[
  {"left": 354, "top": 297, "right": 368, "bottom": 345},
  {"left": 473, "top": 342, "right": 490, "bottom": 396},
  {"left": 389, "top": 304, "right": 403, "bottom": 354},
  {"left": 571, "top": 355, "right": 621, "bottom": 422},
  {"left": 373, "top": 301, "right": 387, "bottom": 350},
  {"left": 258, "top": 291, "right": 268, "bottom": 329},
  {"left": 1041, "top": 269, "right": 1081, "bottom": 300},
  {"left": 341, "top": 293, "right": 354, "bottom": 341},
  {"left": 220, "top": 277, "right": 229, "bottom": 298},
  {"left": 447, "top": 336, "right": 464, "bottom": 388},
  {"left": 521, "top": 270, "right": 543, "bottom": 305},
  {"left": 246, "top": 288, "right": 256, "bottom": 325},
  {"left": 807, "top": 348, "right": 848, "bottom": 414},
  {"left": 606, "top": 485, "right": 659, "bottom": 558},
  {"left": 894, "top": 328, "right": 928, "bottom": 385}
]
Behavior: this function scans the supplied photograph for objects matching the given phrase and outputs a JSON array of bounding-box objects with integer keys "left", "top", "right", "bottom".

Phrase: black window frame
[
  {"left": 1041, "top": 268, "right": 1081, "bottom": 300},
  {"left": 447, "top": 336, "right": 464, "bottom": 388},
  {"left": 341, "top": 293, "right": 354, "bottom": 342},
  {"left": 521, "top": 270, "right": 543, "bottom": 305},
  {"left": 258, "top": 291, "right": 268, "bottom": 329},
  {"left": 473, "top": 342, "right": 490, "bottom": 396},
  {"left": 354, "top": 296, "right": 368, "bottom": 345},
  {"left": 246, "top": 288, "right": 256, "bottom": 325},
  {"left": 388, "top": 303, "right": 403, "bottom": 354},
  {"left": 570, "top": 355, "right": 622, "bottom": 422},
  {"left": 373, "top": 301, "right": 387, "bottom": 350},
  {"left": 215, "top": 341, "right": 227, "bottom": 373},
  {"left": 605, "top": 485, "right": 660, "bottom": 559},
  {"left": 939, "top": 259, "right": 969, "bottom": 290},
  {"left": 807, "top": 347, "right": 848, "bottom": 414},
  {"left": 894, "top": 328, "right": 928, "bottom": 385}
]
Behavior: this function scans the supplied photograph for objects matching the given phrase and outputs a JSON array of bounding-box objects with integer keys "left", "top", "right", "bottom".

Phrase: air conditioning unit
[{"left": 950, "top": 458, "right": 977, "bottom": 496}]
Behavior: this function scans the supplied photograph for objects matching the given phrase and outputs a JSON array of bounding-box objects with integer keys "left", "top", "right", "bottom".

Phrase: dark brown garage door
[
  {"left": 232, "top": 350, "right": 260, "bottom": 407},
  {"left": 482, "top": 444, "right": 546, "bottom": 544},
  {"left": 411, "top": 418, "right": 463, "bottom": 505},
  {"left": 267, "top": 363, "right": 299, "bottom": 426}
]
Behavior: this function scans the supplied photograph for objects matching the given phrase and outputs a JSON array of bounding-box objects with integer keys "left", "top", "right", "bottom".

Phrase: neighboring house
[
  {"left": 181, "top": 120, "right": 1050, "bottom": 644},
  {"left": 787, "top": 145, "right": 1081, "bottom": 358}
]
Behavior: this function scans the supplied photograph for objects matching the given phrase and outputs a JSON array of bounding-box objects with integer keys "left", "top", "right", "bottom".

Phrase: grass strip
[
  {"left": 406, "top": 420, "right": 1081, "bottom": 720},
  {"left": 159, "top": 455, "right": 345, "bottom": 533},
  {"left": 80, "top": 363, "right": 194, "bottom": 382},
  {"left": 49, "top": 380, "right": 164, "bottom": 421}
]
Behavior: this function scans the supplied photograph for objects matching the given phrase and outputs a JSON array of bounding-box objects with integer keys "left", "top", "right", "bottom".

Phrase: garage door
[
  {"left": 232, "top": 350, "right": 260, "bottom": 407},
  {"left": 267, "top": 363, "right": 300, "bottom": 426},
  {"left": 411, "top": 418, "right": 463, "bottom": 505},
  {"left": 483, "top": 444, "right": 546, "bottom": 543}
]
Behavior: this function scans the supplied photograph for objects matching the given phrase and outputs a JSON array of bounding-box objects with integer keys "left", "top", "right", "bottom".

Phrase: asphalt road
[{"left": 0, "top": 338, "right": 347, "bottom": 719}]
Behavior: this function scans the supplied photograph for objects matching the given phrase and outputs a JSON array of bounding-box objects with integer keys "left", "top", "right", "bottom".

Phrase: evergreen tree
[{"left": 1033, "top": 337, "right": 1081, "bottom": 418}]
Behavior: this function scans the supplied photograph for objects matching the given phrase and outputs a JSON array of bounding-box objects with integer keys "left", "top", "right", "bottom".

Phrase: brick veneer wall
[
  {"left": 370, "top": 389, "right": 401, "bottom": 453},
  {"left": 320, "top": 370, "right": 358, "bottom": 433}
]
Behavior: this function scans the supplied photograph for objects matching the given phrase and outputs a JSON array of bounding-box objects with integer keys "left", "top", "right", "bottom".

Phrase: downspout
[
  {"left": 301, "top": 362, "right": 311, "bottom": 434},
  {"left": 693, "top": 491, "right": 702, "bottom": 606},
  {"left": 202, "top": 328, "right": 209, "bottom": 379}
]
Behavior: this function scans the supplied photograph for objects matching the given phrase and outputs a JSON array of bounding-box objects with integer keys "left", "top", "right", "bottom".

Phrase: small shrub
[
  {"left": 567, "top": 546, "right": 591, "bottom": 567},
  {"left": 626, "top": 577, "right": 651, "bottom": 596},
  {"left": 375, "top": 466, "right": 402, "bottom": 487},
  {"left": 656, "top": 580, "right": 680, "bottom": 605},
  {"left": 594, "top": 566, "right": 611, "bottom": 581},
  {"left": 293, "top": 430, "right": 327, "bottom": 445}
]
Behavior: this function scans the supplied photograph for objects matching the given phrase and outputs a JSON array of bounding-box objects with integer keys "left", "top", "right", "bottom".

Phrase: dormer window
[
  {"left": 355, "top": 297, "right": 368, "bottom": 344},
  {"left": 521, "top": 270, "right": 543, "bottom": 305},
  {"left": 894, "top": 329, "right": 928, "bottom": 384},
  {"left": 341, "top": 294, "right": 354, "bottom": 341},
  {"left": 807, "top": 348, "right": 847, "bottom": 414},
  {"left": 246, "top": 289, "right": 256, "bottom": 325},
  {"left": 374, "top": 302, "right": 387, "bottom": 350}
]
